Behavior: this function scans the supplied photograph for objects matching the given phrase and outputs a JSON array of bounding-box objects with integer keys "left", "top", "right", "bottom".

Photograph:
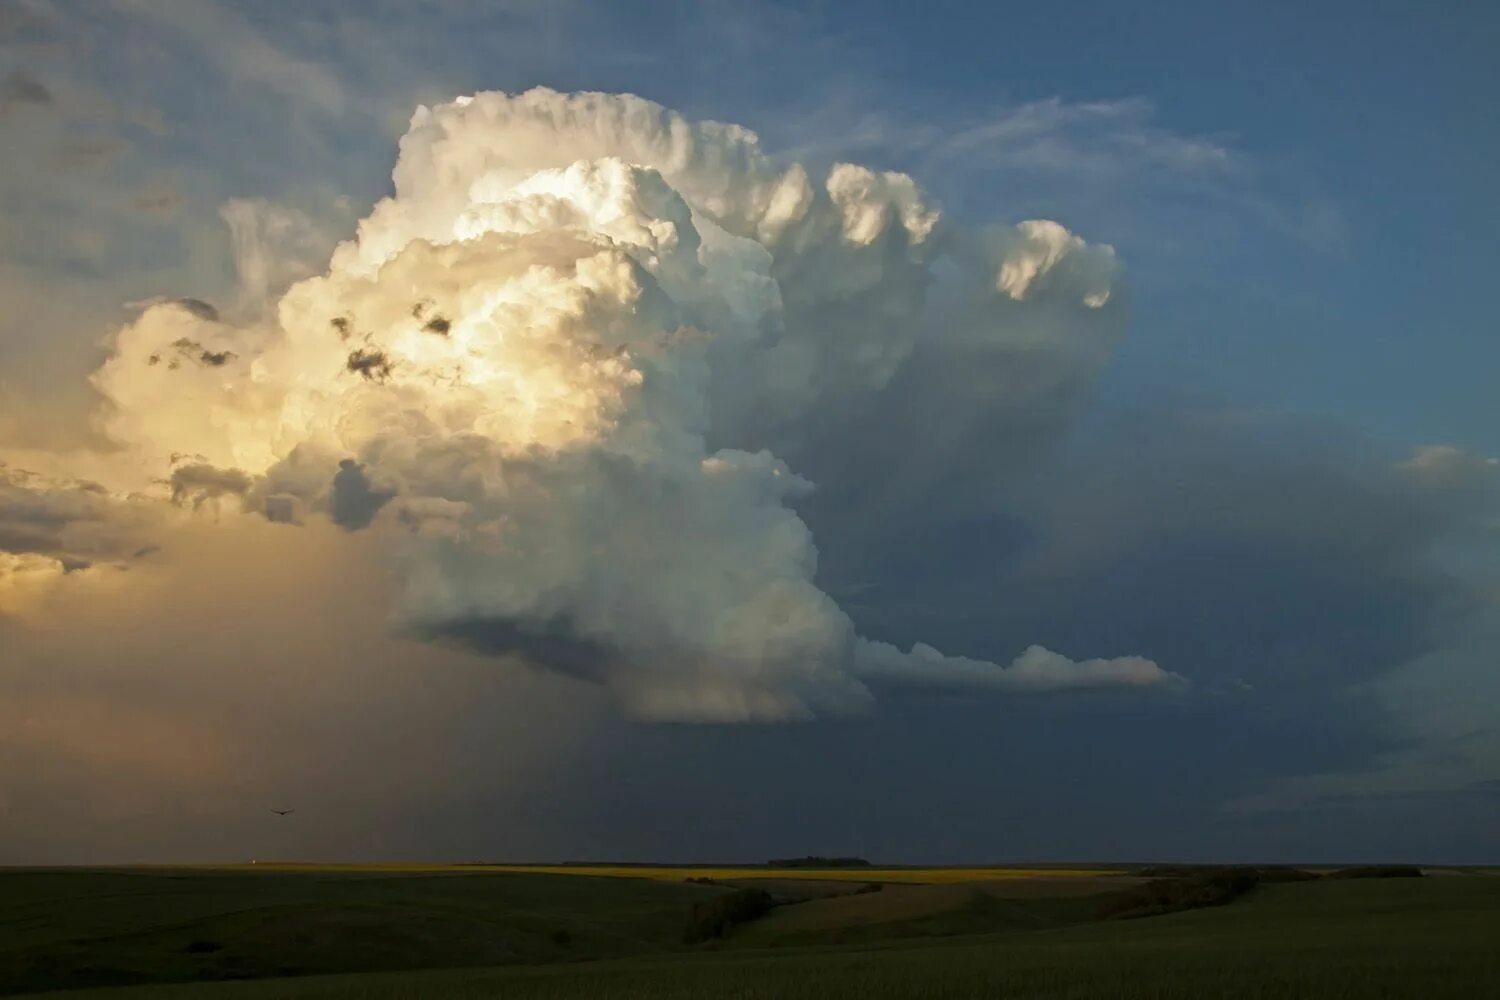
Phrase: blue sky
[
  {"left": 6, "top": 0, "right": 1495, "bottom": 450},
  {"left": 0, "top": 0, "right": 1496, "bottom": 863}
]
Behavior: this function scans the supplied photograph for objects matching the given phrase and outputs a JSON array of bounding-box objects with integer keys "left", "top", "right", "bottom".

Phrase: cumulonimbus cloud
[{"left": 21, "top": 88, "right": 1175, "bottom": 720}]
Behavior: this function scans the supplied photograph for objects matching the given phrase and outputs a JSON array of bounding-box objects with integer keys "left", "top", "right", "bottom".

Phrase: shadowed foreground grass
[
  {"left": 16, "top": 876, "right": 1500, "bottom": 1000},
  {"left": 0, "top": 868, "right": 711, "bottom": 995}
]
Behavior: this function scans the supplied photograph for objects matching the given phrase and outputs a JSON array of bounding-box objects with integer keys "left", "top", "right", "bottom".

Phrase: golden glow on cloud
[{"left": 5, "top": 88, "right": 1162, "bottom": 721}]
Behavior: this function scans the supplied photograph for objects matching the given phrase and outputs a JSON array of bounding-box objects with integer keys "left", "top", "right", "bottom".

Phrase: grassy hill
[
  {"left": 0, "top": 867, "right": 713, "bottom": 995},
  {"left": 3, "top": 866, "right": 1497, "bottom": 999}
]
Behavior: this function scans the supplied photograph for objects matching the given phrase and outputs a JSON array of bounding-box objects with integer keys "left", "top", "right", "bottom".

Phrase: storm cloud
[
  {"left": 0, "top": 2, "right": 1494, "bottom": 867},
  {"left": 71, "top": 88, "right": 1168, "bottom": 721}
]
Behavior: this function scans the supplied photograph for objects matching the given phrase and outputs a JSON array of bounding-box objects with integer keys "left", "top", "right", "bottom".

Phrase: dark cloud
[
  {"left": 147, "top": 337, "right": 234, "bottom": 369},
  {"left": 135, "top": 184, "right": 184, "bottom": 216},
  {"left": 171, "top": 297, "right": 219, "bottom": 322},
  {"left": 345, "top": 347, "right": 392, "bottom": 381},
  {"left": 262, "top": 493, "right": 301, "bottom": 524},
  {"left": 822, "top": 408, "right": 1492, "bottom": 664},
  {"left": 770, "top": 294, "right": 1122, "bottom": 571},
  {"left": 0, "top": 70, "right": 52, "bottom": 108},
  {"left": 773, "top": 404, "right": 1500, "bottom": 854},
  {"left": 55, "top": 136, "right": 127, "bottom": 168},
  {"left": 0, "top": 464, "right": 163, "bottom": 571},
  {"left": 168, "top": 462, "right": 252, "bottom": 507},
  {"left": 1, "top": 467, "right": 105, "bottom": 554},
  {"left": 422, "top": 615, "right": 615, "bottom": 685},
  {"left": 330, "top": 459, "right": 393, "bottom": 530}
]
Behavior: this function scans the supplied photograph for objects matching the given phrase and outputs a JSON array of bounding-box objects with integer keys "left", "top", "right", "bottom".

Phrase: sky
[{"left": 0, "top": 0, "right": 1496, "bottom": 865}]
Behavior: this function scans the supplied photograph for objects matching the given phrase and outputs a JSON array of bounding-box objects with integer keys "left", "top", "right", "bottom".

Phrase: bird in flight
[{"left": 270, "top": 809, "right": 295, "bottom": 816}]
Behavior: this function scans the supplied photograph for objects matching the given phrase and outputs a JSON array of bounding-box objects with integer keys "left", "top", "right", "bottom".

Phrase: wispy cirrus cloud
[
  {"left": 108, "top": 0, "right": 348, "bottom": 115},
  {"left": 931, "top": 96, "right": 1238, "bottom": 178},
  {"left": 774, "top": 90, "right": 1341, "bottom": 257}
]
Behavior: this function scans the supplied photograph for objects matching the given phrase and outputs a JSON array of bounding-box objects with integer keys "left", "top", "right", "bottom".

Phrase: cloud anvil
[{"left": 5, "top": 88, "right": 1167, "bottom": 721}]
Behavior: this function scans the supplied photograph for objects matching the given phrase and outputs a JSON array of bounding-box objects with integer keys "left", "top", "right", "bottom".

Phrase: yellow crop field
[
  {"left": 179, "top": 862, "right": 1117, "bottom": 884},
  {"left": 481, "top": 866, "right": 1115, "bottom": 883}
]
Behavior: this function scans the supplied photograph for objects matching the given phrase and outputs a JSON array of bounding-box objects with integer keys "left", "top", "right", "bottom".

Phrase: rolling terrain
[{"left": 2, "top": 864, "right": 1495, "bottom": 999}]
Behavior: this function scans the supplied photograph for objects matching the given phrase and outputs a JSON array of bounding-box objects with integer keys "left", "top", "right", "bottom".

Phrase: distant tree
[
  {"left": 1326, "top": 865, "right": 1423, "bottom": 879},
  {"left": 1133, "top": 864, "right": 1318, "bottom": 882},
  {"left": 1100, "top": 869, "right": 1261, "bottom": 920},
  {"left": 682, "top": 889, "right": 776, "bottom": 943}
]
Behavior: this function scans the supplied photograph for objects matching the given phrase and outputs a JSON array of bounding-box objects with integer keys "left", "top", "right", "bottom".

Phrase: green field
[{"left": 2, "top": 865, "right": 1496, "bottom": 999}]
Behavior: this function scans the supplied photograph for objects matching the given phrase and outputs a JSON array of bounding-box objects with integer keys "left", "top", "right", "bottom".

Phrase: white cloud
[
  {"left": 929, "top": 96, "right": 1238, "bottom": 179},
  {"left": 219, "top": 197, "right": 336, "bottom": 312},
  {"left": 991, "top": 219, "right": 1119, "bottom": 308},
  {"left": 854, "top": 639, "right": 1175, "bottom": 692},
  {"left": 1398, "top": 444, "right": 1500, "bottom": 497},
  {"left": 21, "top": 88, "right": 1170, "bottom": 721}
]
